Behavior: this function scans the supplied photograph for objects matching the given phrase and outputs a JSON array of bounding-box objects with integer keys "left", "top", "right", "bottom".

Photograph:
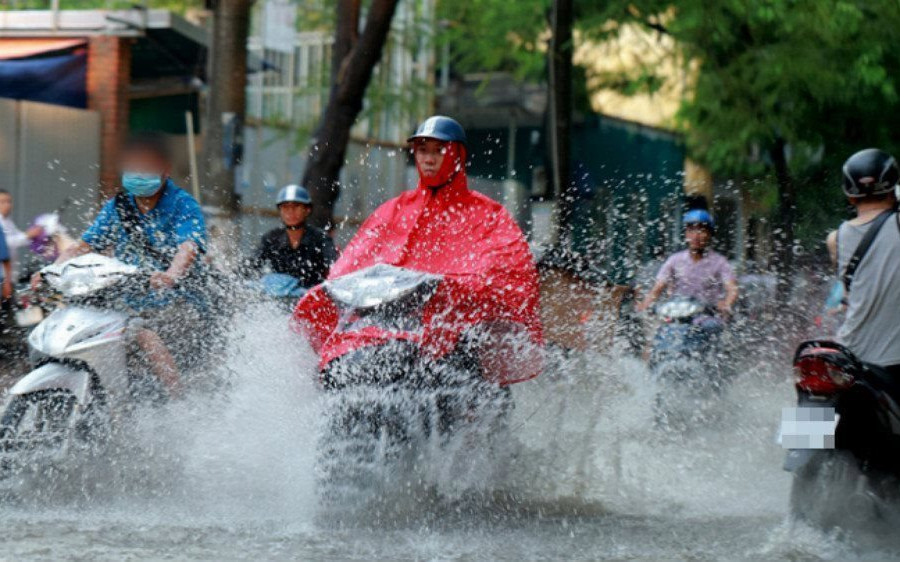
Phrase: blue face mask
[{"left": 122, "top": 172, "right": 164, "bottom": 197}]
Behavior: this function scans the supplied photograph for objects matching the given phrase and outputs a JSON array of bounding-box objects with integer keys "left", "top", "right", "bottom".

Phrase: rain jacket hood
[
  {"left": 416, "top": 140, "right": 466, "bottom": 190},
  {"left": 292, "top": 150, "right": 543, "bottom": 385}
]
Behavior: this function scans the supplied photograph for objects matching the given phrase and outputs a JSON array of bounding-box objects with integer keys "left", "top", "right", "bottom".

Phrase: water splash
[{"left": 0, "top": 294, "right": 879, "bottom": 559}]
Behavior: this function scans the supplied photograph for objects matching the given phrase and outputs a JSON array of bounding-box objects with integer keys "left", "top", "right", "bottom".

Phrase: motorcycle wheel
[
  {"left": 316, "top": 394, "right": 409, "bottom": 504},
  {"left": 790, "top": 450, "right": 888, "bottom": 530},
  {"left": 652, "top": 361, "right": 712, "bottom": 430},
  {"left": 0, "top": 387, "right": 114, "bottom": 482},
  {"left": 0, "top": 390, "right": 76, "bottom": 456}
]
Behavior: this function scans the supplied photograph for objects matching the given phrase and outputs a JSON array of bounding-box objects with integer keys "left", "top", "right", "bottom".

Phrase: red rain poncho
[{"left": 292, "top": 142, "right": 543, "bottom": 385}]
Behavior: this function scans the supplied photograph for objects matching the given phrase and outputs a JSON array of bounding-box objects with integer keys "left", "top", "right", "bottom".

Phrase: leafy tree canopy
[{"left": 439, "top": 0, "right": 900, "bottom": 243}]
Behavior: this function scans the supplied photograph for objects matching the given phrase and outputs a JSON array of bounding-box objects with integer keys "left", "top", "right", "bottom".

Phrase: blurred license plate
[{"left": 778, "top": 406, "right": 838, "bottom": 449}]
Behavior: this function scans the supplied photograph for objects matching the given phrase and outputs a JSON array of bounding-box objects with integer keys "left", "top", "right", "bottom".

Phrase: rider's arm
[
  {"left": 2, "top": 220, "right": 29, "bottom": 249},
  {"left": 30, "top": 239, "right": 92, "bottom": 290},
  {"left": 72, "top": 198, "right": 120, "bottom": 265},
  {"left": 166, "top": 241, "right": 198, "bottom": 281},
  {"left": 2, "top": 260, "right": 11, "bottom": 299},
  {"left": 723, "top": 278, "right": 739, "bottom": 310},
  {"left": 149, "top": 241, "right": 198, "bottom": 290},
  {"left": 637, "top": 280, "right": 667, "bottom": 312},
  {"left": 248, "top": 232, "right": 273, "bottom": 274},
  {"left": 826, "top": 230, "right": 838, "bottom": 268},
  {"left": 150, "top": 194, "right": 206, "bottom": 289},
  {"left": 322, "top": 234, "right": 338, "bottom": 266},
  {"left": 55, "top": 240, "right": 93, "bottom": 264},
  {"left": 29, "top": 237, "right": 92, "bottom": 291},
  {"left": 637, "top": 256, "right": 675, "bottom": 312},
  {"left": 716, "top": 258, "right": 739, "bottom": 314}
]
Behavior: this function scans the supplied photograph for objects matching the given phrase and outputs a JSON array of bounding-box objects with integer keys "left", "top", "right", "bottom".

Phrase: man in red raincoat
[{"left": 292, "top": 116, "right": 542, "bottom": 386}]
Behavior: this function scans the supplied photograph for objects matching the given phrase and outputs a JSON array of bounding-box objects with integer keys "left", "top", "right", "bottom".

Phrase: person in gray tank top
[{"left": 826, "top": 148, "right": 900, "bottom": 373}]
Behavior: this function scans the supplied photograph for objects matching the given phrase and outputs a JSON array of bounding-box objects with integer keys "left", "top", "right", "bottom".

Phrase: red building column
[{"left": 86, "top": 36, "right": 131, "bottom": 200}]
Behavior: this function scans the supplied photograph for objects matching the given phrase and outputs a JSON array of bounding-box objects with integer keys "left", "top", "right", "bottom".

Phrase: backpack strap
[
  {"left": 834, "top": 226, "right": 841, "bottom": 278},
  {"left": 113, "top": 192, "right": 173, "bottom": 268},
  {"left": 842, "top": 209, "right": 895, "bottom": 293}
]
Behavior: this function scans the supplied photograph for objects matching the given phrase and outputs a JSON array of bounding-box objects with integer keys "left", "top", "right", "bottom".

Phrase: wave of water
[{"left": 1, "top": 303, "right": 897, "bottom": 559}]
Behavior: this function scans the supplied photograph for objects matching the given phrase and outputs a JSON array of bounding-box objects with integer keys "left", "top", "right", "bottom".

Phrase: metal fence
[{"left": 0, "top": 98, "right": 100, "bottom": 234}]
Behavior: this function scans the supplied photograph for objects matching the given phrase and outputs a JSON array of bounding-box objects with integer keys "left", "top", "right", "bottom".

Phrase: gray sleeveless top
[{"left": 836, "top": 213, "right": 900, "bottom": 366}]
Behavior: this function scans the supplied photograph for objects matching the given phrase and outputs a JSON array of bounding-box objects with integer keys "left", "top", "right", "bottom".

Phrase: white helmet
[{"left": 276, "top": 184, "right": 312, "bottom": 206}]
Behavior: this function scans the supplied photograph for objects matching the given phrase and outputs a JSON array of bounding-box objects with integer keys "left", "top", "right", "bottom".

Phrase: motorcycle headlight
[
  {"left": 657, "top": 300, "right": 704, "bottom": 320},
  {"left": 325, "top": 264, "right": 442, "bottom": 309}
]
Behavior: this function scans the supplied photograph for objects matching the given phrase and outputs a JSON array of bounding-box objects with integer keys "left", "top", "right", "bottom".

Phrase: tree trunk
[
  {"left": 302, "top": 0, "right": 400, "bottom": 229},
  {"left": 332, "top": 0, "right": 361, "bottom": 85},
  {"left": 548, "top": 0, "right": 574, "bottom": 243},
  {"left": 202, "top": 0, "right": 252, "bottom": 215},
  {"left": 770, "top": 136, "right": 796, "bottom": 297}
]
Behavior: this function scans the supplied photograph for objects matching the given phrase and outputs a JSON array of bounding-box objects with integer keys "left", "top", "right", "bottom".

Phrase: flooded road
[{"left": 0, "top": 306, "right": 896, "bottom": 560}]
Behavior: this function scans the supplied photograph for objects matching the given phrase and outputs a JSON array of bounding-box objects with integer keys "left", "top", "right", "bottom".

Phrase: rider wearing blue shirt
[
  {"left": 82, "top": 177, "right": 207, "bottom": 310},
  {"left": 83, "top": 179, "right": 205, "bottom": 270},
  {"left": 40, "top": 133, "right": 206, "bottom": 396}
]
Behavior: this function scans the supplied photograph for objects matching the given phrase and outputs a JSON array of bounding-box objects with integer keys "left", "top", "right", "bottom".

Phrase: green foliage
[
  {"left": 437, "top": 0, "right": 549, "bottom": 81},
  {"left": 1, "top": 0, "right": 204, "bottom": 12},
  {"left": 440, "top": 0, "right": 900, "bottom": 244}
]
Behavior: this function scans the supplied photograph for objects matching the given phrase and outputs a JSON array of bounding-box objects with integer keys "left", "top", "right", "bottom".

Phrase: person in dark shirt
[{"left": 250, "top": 184, "right": 337, "bottom": 288}]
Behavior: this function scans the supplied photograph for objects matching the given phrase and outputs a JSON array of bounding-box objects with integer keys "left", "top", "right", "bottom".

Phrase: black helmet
[
  {"left": 407, "top": 115, "right": 466, "bottom": 146},
  {"left": 842, "top": 148, "right": 900, "bottom": 197}
]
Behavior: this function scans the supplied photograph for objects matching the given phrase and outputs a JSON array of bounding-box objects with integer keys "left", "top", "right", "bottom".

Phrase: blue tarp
[{"left": 0, "top": 52, "right": 87, "bottom": 108}]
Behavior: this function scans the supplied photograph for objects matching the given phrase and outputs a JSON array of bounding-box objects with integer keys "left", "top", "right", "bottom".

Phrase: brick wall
[{"left": 86, "top": 36, "right": 132, "bottom": 201}]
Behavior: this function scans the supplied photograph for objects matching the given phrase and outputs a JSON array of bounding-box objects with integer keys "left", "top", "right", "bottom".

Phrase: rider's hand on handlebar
[{"left": 149, "top": 271, "right": 177, "bottom": 290}]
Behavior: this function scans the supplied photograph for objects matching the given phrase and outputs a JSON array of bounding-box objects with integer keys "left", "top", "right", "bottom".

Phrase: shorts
[{"left": 132, "top": 298, "right": 214, "bottom": 370}]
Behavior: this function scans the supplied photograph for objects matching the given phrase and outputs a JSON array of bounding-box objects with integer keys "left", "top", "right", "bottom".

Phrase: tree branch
[{"left": 302, "top": 0, "right": 401, "bottom": 228}]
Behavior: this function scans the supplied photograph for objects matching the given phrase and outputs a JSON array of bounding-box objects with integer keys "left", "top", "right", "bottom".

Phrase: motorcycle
[
  {"left": 310, "top": 264, "right": 512, "bottom": 501},
  {"left": 0, "top": 210, "right": 74, "bottom": 361},
  {"left": 781, "top": 340, "right": 900, "bottom": 530},
  {"left": 0, "top": 254, "right": 214, "bottom": 481},
  {"left": 648, "top": 296, "right": 728, "bottom": 426}
]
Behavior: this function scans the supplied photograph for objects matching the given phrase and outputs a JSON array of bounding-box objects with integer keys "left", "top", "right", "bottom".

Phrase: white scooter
[{"left": 0, "top": 254, "right": 170, "bottom": 478}]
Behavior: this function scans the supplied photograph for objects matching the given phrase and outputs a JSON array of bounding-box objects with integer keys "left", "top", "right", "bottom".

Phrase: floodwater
[{"left": 0, "top": 304, "right": 897, "bottom": 561}]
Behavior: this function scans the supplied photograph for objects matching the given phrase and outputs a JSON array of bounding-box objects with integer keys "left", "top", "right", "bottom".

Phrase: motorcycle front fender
[
  {"left": 781, "top": 395, "right": 839, "bottom": 472},
  {"left": 783, "top": 448, "right": 817, "bottom": 472},
  {"left": 8, "top": 363, "right": 91, "bottom": 404}
]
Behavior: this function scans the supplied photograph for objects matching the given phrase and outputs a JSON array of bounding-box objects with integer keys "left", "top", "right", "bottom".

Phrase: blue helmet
[
  {"left": 407, "top": 115, "right": 466, "bottom": 146},
  {"left": 683, "top": 209, "right": 715, "bottom": 231},
  {"left": 276, "top": 184, "right": 311, "bottom": 206}
]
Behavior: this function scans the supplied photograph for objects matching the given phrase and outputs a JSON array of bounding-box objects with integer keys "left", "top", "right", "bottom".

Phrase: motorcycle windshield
[
  {"left": 41, "top": 254, "right": 138, "bottom": 297},
  {"left": 323, "top": 264, "right": 442, "bottom": 310}
]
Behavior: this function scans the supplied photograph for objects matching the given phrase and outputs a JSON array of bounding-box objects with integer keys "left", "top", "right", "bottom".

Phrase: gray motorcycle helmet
[{"left": 276, "top": 184, "right": 312, "bottom": 206}]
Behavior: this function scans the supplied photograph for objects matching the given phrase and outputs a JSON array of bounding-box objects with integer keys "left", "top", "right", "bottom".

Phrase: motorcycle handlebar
[
  {"left": 33, "top": 268, "right": 181, "bottom": 302},
  {"left": 648, "top": 302, "right": 720, "bottom": 319}
]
